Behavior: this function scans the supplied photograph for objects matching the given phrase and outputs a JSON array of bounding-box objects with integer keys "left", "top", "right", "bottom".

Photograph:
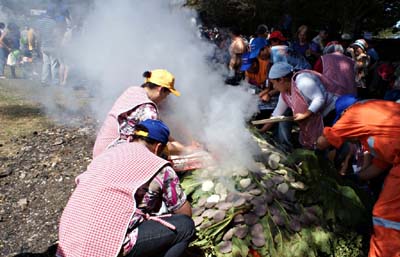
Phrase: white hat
[{"left": 269, "top": 62, "right": 293, "bottom": 79}]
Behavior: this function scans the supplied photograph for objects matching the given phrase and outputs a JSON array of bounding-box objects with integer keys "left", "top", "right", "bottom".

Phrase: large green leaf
[{"left": 232, "top": 237, "right": 249, "bottom": 257}]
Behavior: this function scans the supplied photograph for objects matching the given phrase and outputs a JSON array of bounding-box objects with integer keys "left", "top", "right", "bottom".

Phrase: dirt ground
[{"left": 0, "top": 79, "right": 97, "bottom": 257}]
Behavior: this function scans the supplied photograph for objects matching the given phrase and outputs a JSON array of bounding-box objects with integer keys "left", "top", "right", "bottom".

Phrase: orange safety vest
[{"left": 323, "top": 100, "right": 400, "bottom": 257}]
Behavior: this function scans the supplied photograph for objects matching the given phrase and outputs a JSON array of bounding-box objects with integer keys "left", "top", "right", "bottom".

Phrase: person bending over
[{"left": 57, "top": 119, "right": 194, "bottom": 257}]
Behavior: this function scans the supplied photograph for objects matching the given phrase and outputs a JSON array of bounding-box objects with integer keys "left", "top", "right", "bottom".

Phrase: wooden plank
[{"left": 251, "top": 116, "right": 294, "bottom": 125}]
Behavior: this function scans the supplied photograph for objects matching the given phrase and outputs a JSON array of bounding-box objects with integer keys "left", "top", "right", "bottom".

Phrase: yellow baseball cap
[{"left": 144, "top": 69, "right": 180, "bottom": 96}]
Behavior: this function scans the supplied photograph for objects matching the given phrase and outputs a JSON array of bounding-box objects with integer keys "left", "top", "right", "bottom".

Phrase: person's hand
[
  {"left": 258, "top": 123, "right": 273, "bottom": 133},
  {"left": 259, "top": 89, "right": 271, "bottom": 102},
  {"left": 293, "top": 112, "right": 310, "bottom": 121},
  {"left": 183, "top": 141, "right": 204, "bottom": 154},
  {"left": 260, "top": 93, "right": 270, "bottom": 102},
  {"left": 338, "top": 151, "right": 353, "bottom": 176}
]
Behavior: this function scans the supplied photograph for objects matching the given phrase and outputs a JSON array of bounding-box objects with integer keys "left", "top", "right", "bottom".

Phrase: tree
[{"left": 186, "top": 0, "right": 399, "bottom": 37}]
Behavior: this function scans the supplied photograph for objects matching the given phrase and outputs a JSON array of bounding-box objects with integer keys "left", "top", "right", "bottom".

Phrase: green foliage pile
[{"left": 181, "top": 134, "right": 371, "bottom": 257}]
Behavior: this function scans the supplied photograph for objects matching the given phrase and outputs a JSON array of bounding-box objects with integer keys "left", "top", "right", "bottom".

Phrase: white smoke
[
  {"left": 0, "top": 5, "right": 11, "bottom": 23},
  {"left": 66, "top": 0, "right": 261, "bottom": 169}
]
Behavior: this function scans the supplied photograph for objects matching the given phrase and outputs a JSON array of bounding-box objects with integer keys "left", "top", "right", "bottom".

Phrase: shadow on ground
[
  {"left": 12, "top": 244, "right": 57, "bottom": 257},
  {"left": 12, "top": 244, "right": 206, "bottom": 257},
  {"left": 0, "top": 105, "right": 43, "bottom": 119}
]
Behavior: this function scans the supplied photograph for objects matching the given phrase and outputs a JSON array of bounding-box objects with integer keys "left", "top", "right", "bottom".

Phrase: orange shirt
[
  {"left": 323, "top": 100, "right": 400, "bottom": 168},
  {"left": 245, "top": 58, "right": 270, "bottom": 87}
]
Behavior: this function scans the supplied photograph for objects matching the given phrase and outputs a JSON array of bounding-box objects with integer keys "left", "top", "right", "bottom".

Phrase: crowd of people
[
  {"left": 214, "top": 24, "right": 400, "bottom": 257},
  {"left": 0, "top": 0, "right": 80, "bottom": 87},
  {"left": 54, "top": 33, "right": 399, "bottom": 257}
]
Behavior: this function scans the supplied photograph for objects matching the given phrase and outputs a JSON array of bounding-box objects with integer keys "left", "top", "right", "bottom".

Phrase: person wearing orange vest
[
  {"left": 317, "top": 99, "right": 400, "bottom": 257},
  {"left": 57, "top": 119, "right": 194, "bottom": 257}
]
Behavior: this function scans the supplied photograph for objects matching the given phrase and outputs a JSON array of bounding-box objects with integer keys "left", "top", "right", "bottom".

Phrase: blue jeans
[
  {"left": 273, "top": 109, "right": 294, "bottom": 152},
  {"left": 41, "top": 49, "right": 60, "bottom": 85},
  {"left": 127, "top": 214, "right": 195, "bottom": 257},
  {"left": 0, "top": 47, "right": 6, "bottom": 76}
]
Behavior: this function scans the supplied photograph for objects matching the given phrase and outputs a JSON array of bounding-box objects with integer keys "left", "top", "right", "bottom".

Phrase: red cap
[{"left": 269, "top": 31, "right": 287, "bottom": 41}]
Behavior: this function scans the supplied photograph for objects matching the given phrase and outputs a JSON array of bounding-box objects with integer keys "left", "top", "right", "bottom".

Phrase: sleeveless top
[
  {"left": 281, "top": 71, "right": 330, "bottom": 148},
  {"left": 321, "top": 52, "right": 356, "bottom": 96},
  {"left": 57, "top": 142, "right": 170, "bottom": 257},
  {"left": 92, "top": 87, "right": 157, "bottom": 158}
]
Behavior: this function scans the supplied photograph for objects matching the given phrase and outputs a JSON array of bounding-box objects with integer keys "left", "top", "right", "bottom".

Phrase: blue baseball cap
[
  {"left": 250, "top": 37, "right": 268, "bottom": 54},
  {"left": 268, "top": 62, "right": 293, "bottom": 79},
  {"left": 240, "top": 38, "right": 268, "bottom": 71},
  {"left": 135, "top": 119, "right": 170, "bottom": 145},
  {"left": 333, "top": 94, "right": 358, "bottom": 124}
]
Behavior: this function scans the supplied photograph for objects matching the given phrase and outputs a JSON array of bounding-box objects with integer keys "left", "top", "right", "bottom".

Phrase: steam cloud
[{"left": 6, "top": 0, "right": 262, "bottom": 170}]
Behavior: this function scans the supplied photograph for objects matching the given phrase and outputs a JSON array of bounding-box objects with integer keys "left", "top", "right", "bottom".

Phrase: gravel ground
[
  {"left": 0, "top": 123, "right": 94, "bottom": 256},
  {"left": 0, "top": 123, "right": 96, "bottom": 257},
  {"left": 0, "top": 78, "right": 98, "bottom": 257}
]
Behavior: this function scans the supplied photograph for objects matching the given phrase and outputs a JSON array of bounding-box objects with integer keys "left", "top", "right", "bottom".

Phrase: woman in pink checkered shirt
[{"left": 57, "top": 120, "right": 194, "bottom": 257}]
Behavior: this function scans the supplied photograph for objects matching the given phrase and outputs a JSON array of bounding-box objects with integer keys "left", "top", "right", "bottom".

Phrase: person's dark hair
[
  {"left": 248, "top": 58, "right": 260, "bottom": 73},
  {"left": 230, "top": 27, "right": 241, "bottom": 36},
  {"left": 143, "top": 70, "right": 151, "bottom": 78},
  {"left": 141, "top": 82, "right": 159, "bottom": 89},
  {"left": 141, "top": 71, "right": 159, "bottom": 89},
  {"left": 141, "top": 71, "right": 170, "bottom": 93},
  {"left": 0, "top": 23, "right": 5, "bottom": 29},
  {"left": 256, "top": 25, "right": 267, "bottom": 35},
  {"left": 283, "top": 71, "right": 294, "bottom": 79}
]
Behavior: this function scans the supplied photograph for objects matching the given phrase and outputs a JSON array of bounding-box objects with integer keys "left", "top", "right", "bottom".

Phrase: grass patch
[{"left": 0, "top": 80, "right": 53, "bottom": 156}]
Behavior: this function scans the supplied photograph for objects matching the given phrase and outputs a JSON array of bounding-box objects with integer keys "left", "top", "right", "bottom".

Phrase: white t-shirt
[{"left": 272, "top": 72, "right": 337, "bottom": 117}]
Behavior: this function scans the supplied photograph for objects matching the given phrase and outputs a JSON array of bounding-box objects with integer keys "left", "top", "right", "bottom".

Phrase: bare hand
[
  {"left": 183, "top": 141, "right": 204, "bottom": 154},
  {"left": 293, "top": 112, "right": 309, "bottom": 121},
  {"left": 258, "top": 123, "right": 273, "bottom": 133},
  {"left": 260, "top": 93, "right": 270, "bottom": 102},
  {"left": 259, "top": 90, "right": 270, "bottom": 102}
]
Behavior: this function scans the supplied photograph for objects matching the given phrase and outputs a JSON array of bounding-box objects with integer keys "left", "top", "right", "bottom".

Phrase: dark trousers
[
  {"left": 273, "top": 109, "right": 294, "bottom": 152},
  {"left": 127, "top": 214, "right": 195, "bottom": 257},
  {"left": 0, "top": 47, "right": 6, "bottom": 76}
]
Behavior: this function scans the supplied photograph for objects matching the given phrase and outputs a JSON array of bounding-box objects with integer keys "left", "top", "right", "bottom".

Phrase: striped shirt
[{"left": 34, "top": 16, "right": 61, "bottom": 50}]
